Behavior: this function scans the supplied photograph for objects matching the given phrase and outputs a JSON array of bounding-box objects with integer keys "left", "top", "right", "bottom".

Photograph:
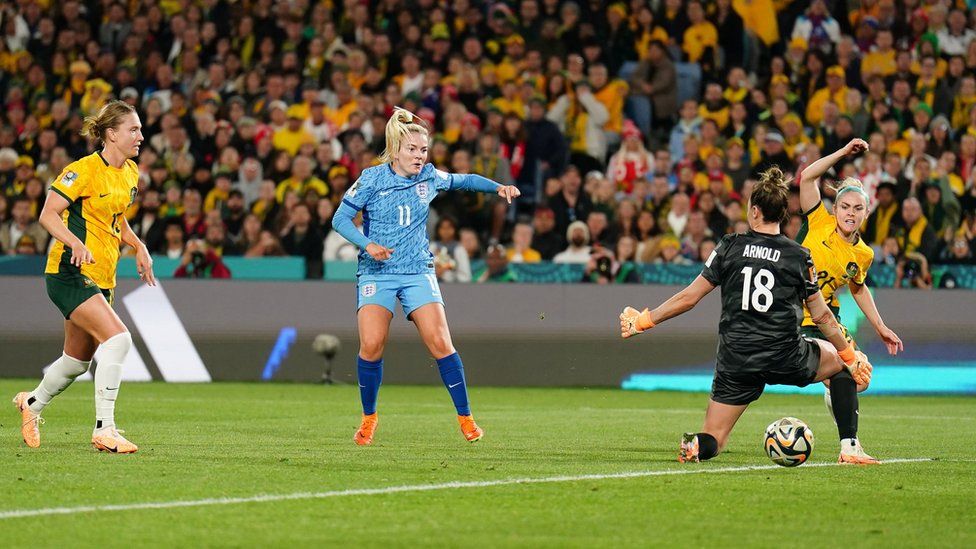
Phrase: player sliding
[
  {"left": 332, "top": 107, "right": 520, "bottom": 445},
  {"left": 797, "top": 138, "right": 903, "bottom": 461},
  {"left": 12, "top": 100, "right": 155, "bottom": 453},
  {"left": 619, "top": 168, "right": 878, "bottom": 464}
]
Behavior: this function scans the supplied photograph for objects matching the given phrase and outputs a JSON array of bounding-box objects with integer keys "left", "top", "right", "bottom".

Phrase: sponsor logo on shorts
[{"left": 361, "top": 282, "right": 376, "bottom": 297}]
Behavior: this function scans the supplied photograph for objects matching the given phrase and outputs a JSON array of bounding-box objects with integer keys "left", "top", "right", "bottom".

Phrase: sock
[
  {"left": 436, "top": 352, "right": 470, "bottom": 416},
  {"left": 829, "top": 369, "right": 858, "bottom": 440},
  {"left": 357, "top": 356, "right": 383, "bottom": 415},
  {"left": 840, "top": 438, "right": 858, "bottom": 451},
  {"left": 28, "top": 353, "right": 92, "bottom": 414},
  {"left": 696, "top": 433, "right": 719, "bottom": 460},
  {"left": 94, "top": 332, "right": 132, "bottom": 430}
]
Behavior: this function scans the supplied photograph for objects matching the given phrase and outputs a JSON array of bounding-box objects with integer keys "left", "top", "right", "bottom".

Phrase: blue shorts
[{"left": 357, "top": 273, "right": 444, "bottom": 319}]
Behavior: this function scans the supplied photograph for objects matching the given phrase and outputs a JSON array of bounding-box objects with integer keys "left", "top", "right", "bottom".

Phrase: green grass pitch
[{"left": 1, "top": 380, "right": 973, "bottom": 547}]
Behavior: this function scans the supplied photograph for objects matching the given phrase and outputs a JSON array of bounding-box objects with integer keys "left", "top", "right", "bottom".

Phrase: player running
[
  {"left": 619, "top": 168, "right": 877, "bottom": 464},
  {"left": 12, "top": 100, "right": 155, "bottom": 453},
  {"left": 332, "top": 107, "right": 520, "bottom": 445},
  {"left": 797, "top": 138, "right": 903, "bottom": 461}
]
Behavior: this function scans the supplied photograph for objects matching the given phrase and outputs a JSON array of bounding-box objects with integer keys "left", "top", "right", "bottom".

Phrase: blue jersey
[{"left": 341, "top": 163, "right": 452, "bottom": 275}]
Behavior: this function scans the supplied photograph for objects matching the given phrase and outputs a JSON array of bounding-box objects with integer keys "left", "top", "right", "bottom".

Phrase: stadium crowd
[{"left": 2, "top": 0, "right": 976, "bottom": 285}]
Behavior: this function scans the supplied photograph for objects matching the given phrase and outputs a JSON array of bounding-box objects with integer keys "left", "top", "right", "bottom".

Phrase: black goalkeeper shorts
[{"left": 710, "top": 338, "right": 822, "bottom": 406}]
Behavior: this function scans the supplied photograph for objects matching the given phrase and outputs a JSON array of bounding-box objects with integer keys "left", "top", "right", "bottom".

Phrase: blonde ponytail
[{"left": 378, "top": 107, "right": 430, "bottom": 164}]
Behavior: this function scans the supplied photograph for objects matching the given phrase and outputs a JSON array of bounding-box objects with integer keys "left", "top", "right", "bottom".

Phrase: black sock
[
  {"left": 697, "top": 433, "right": 719, "bottom": 460},
  {"left": 829, "top": 369, "right": 858, "bottom": 439}
]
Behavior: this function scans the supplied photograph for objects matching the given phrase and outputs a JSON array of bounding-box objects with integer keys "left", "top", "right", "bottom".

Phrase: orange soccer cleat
[
  {"left": 678, "top": 432, "right": 700, "bottom": 463},
  {"left": 12, "top": 392, "right": 42, "bottom": 448},
  {"left": 354, "top": 413, "right": 378, "bottom": 446},
  {"left": 458, "top": 415, "right": 484, "bottom": 443},
  {"left": 91, "top": 427, "right": 138, "bottom": 454}
]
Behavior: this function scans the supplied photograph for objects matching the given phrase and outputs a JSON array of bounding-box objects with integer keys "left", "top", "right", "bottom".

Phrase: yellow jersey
[
  {"left": 797, "top": 202, "right": 874, "bottom": 326},
  {"left": 46, "top": 152, "right": 139, "bottom": 289}
]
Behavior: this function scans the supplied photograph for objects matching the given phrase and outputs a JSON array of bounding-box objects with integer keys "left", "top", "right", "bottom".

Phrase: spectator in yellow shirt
[
  {"left": 589, "top": 63, "right": 628, "bottom": 135},
  {"left": 506, "top": 222, "right": 542, "bottom": 263},
  {"left": 861, "top": 28, "right": 896, "bottom": 78},
  {"left": 806, "top": 65, "right": 849, "bottom": 126},
  {"left": 275, "top": 156, "right": 329, "bottom": 204},
  {"left": 273, "top": 105, "right": 316, "bottom": 156},
  {"left": 682, "top": 1, "right": 718, "bottom": 64}
]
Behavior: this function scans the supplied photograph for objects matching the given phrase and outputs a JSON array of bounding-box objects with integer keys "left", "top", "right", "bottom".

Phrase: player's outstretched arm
[
  {"left": 332, "top": 200, "right": 393, "bottom": 260},
  {"left": 450, "top": 173, "right": 521, "bottom": 204},
  {"left": 806, "top": 291, "right": 872, "bottom": 384},
  {"left": 798, "top": 138, "right": 868, "bottom": 212},
  {"left": 849, "top": 281, "right": 903, "bottom": 355},
  {"left": 620, "top": 275, "right": 715, "bottom": 338}
]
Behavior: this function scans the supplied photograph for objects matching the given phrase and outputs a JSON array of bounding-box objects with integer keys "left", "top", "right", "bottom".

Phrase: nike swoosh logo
[
  {"left": 822, "top": 240, "right": 831, "bottom": 250},
  {"left": 448, "top": 382, "right": 463, "bottom": 388},
  {"left": 95, "top": 438, "right": 119, "bottom": 452},
  {"left": 99, "top": 193, "right": 110, "bottom": 198},
  {"left": 379, "top": 190, "right": 394, "bottom": 196},
  {"left": 358, "top": 384, "right": 366, "bottom": 388}
]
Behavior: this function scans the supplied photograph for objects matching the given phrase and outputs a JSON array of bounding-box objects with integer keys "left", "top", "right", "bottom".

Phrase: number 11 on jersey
[{"left": 397, "top": 205, "right": 411, "bottom": 226}]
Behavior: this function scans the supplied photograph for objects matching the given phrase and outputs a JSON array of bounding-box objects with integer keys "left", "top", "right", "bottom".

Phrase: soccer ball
[{"left": 764, "top": 417, "right": 814, "bottom": 467}]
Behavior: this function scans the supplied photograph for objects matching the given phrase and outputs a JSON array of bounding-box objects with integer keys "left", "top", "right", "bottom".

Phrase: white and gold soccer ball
[{"left": 764, "top": 417, "right": 814, "bottom": 467}]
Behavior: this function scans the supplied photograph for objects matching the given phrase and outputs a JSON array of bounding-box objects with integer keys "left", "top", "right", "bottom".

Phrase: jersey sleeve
[
  {"left": 802, "top": 201, "right": 834, "bottom": 233},
  {"left": 341, "top": 169, "right": 375, "bottom": 211},
  {"left": 701, "top": 234, "right": 732, "bottom": 286},
  {"left": 801, "top": 248, "right": 821, "bottom": 299},
  {"left": 49, "top": 164, "right": 89, "bottom": 203},
  {"left": 853, "top": 246, "right": 874, "bottom": 285},
  {"left": 432, "top": 165, "right": 453, "bottom": 192}
]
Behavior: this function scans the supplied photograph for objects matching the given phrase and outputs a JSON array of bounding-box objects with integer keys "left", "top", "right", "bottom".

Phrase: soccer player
[
  {"left": 797, "top": 138, "right": 903, "bottom": 461},
  {"left": 12, "top": 100, "right": 155, "bottom": 453},
  {"left": 619, "top": 168, "right": 876, "bottom": 464},
  {"left": 332, "top": 107, "right": 520, "bottom": 445}
]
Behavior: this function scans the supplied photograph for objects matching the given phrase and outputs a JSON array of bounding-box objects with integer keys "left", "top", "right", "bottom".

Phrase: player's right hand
[
  {"left": 844, "top": 138, "right": 868, "bottom": 156},
  {"left": 365, "top": 243, "right": 394, "bottom": 261},
  {"left": 620, "top": 306, "right": 653, "bottom": 339},
  {"left": 70, "top": 243, "right": 95, "bottom": 267}
]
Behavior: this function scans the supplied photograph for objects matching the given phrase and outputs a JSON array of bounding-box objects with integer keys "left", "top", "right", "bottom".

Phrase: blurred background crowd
[{"left": 2, "top": 0, "right": 976, "bottom": 285}]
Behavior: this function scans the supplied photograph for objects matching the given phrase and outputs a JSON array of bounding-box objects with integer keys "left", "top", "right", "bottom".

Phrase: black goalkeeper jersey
[{"left": 700, "top": 230, "right": 821, "bottom": 373}]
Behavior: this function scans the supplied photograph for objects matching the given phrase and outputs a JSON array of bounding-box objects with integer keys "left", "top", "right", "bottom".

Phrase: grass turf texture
[{"left": 1, "top": 380, "right": 973, "bottom": 547}]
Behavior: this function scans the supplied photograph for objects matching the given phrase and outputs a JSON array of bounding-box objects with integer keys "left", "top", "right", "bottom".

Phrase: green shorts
[{"left": 46, "top": 273, "right": 114, "bottom": 319}]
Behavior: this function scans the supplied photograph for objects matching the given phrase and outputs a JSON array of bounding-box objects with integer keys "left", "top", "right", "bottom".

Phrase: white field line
[{"left": 0, "top": 458, "right": 936, "bottom": 520}]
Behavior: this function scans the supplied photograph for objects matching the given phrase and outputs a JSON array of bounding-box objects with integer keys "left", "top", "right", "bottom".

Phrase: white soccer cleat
[{"left": 838, "top": 438, "right": 879, "bottom": 465}]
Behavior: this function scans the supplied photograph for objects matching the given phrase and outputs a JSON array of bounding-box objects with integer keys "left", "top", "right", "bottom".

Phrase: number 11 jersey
[{"left": 700, "top": 231, "right": 821, "bottom": 373}]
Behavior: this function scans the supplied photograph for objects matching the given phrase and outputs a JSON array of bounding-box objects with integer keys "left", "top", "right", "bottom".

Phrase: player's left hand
[
  {"left": 136, "top": 245, "right": 156, "bottom": 286},
  {"left": 877, "top": 325, "right": 903, "bottom": 355},
  {"left": 497, "top": 185, "right": 521, "bottom": 204}
]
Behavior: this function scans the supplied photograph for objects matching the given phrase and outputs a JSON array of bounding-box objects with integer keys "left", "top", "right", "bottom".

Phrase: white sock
[
  {"left": 840, "top": 437, "right": 858, "bottom": 451},
  {"left": 94, "top": 332, "right": 132, "bottom": 430},
  {"left": 28, "top": 353, "right": 92, "bottom": 414}
]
